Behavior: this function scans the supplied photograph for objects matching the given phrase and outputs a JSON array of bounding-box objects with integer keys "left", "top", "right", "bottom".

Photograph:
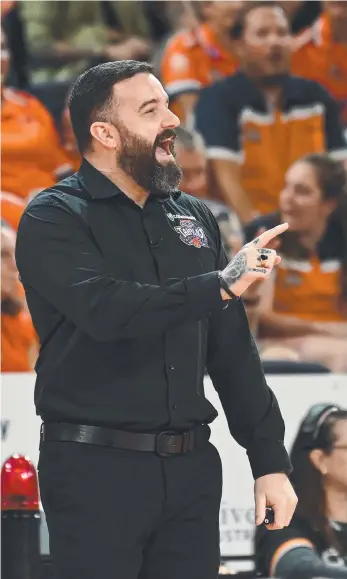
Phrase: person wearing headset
[{"left": 255, "top": 403, "right": 347, "bottom": 578}]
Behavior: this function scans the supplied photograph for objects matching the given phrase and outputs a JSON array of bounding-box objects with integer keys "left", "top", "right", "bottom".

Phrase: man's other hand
[{"left": 254, "top": 472, "right": 298, "bottom": 530}]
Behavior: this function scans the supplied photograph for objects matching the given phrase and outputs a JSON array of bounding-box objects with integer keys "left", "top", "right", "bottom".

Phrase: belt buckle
[
  {"left": 156, "top": 431, "right": 178, "bottom": 457},
  {"left": 40, "top": 423, "right": 45, "bottom": 441}
]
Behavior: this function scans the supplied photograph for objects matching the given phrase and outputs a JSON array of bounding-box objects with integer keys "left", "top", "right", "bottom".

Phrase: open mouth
[
  {"left": 157, "top": 137, "right": 173, "bottom": 154},
  {"left": 155, "top": 136, "right": 175, "bottom": 162},
  {"left": 268, "top": 51, "right": 285, "bottom": 63}
]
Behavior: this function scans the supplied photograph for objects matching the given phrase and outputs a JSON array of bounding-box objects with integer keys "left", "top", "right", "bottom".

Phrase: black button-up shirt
[{"left": 15, "top": 159, "right": 291, "bottom": 479}]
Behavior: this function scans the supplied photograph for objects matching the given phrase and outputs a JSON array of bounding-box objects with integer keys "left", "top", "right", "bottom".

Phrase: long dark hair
[
  {"left": 278, "top": 154, "right": 347, "bottom": 306},
  {"left": 290, "top": 404, "right": 347, "bottom": 555}
]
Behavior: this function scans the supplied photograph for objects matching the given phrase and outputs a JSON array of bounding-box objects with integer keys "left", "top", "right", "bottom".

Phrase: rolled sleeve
[{"left": 194, "top": 84, "right": 242, "bottom": 163}]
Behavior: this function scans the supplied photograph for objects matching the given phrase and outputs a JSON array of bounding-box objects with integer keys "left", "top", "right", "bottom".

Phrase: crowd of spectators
[{"left": 1, "top": 0, "right": 347, "bottom": 374}]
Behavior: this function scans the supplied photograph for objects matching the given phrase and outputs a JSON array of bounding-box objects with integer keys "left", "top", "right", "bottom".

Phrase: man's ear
[{"left": 90, "top": 121, "right": 120, "bottom": 150}]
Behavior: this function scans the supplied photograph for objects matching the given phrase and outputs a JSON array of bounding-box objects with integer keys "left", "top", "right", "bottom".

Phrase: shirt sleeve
[
  {"left": 255, "top": 517, "right": 315, "bottom": 576},
  {"left": 317, "top": 83, "right": 347, "bottom": 161},
  {"left": 205, "top": 212, "right": 292, "bottom": 479},
  {"left": 255, "top": 518, "right": 347, "bottom": 579},
  {"left": 194, "top": 84, "right": 243, "bottom": 163},
  {"left": 161, "top": 35, "right": 202, "bottom": 99},
  {"left": 275, "top": 546, "right": 347, "bottom": 579},
  {"left": 15, "top": 194, "right": 226, "bottom": 342}
]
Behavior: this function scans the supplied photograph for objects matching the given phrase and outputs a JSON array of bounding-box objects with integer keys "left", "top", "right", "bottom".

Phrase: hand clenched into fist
[{"left": 220, "top": 223, "right": 288, "bottom": 298}]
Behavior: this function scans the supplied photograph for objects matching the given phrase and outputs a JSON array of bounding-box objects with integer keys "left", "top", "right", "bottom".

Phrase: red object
[{"left": 1, "top": 455, "right": 39, "bottom": 511}]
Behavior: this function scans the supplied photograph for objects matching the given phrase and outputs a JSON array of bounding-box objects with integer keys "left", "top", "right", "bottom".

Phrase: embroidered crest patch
[{"left": 174, "top": 219, "right": 209, "bottom": 248}]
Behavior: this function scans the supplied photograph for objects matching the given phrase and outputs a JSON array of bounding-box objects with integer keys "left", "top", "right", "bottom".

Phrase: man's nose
[
  {"left": 267, "top": 32, "right": 284, "bottom": 47},
  {"left": 162, "top": 108, "right": 180, "bottom": 129}
]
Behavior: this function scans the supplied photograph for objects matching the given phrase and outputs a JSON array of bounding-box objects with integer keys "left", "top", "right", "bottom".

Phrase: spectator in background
[
  {"left": 161, "top": 1, "right": 244, "bottom": 122},
  {"left": 195, "top": 1, "right": 347, "bottom": 224},
  {"left": 20, "top": 1, "right": 151, "bottom": 83},
  {"left": 245, "top": 154, "right": 347, "bottom": 373},
  {"left": 1, "top": 191, "right": 26, "bottom": 231},
  {"left": 1, "top": 26, "right": 73, "bottom": 200},
  {"left": 1, "top": 221, "right": 37, "bottom": 372},
  {"left": 1, "top": 0, "right": 28, "bottom": 89},
  {"left": 292, "top": 1, "right": 347, "bottom": 128},
  {"left": 175, "top": 126, "right": 242, "bottom": 257},
  {"left": 256, "top": 403, "right": 347, "bottom": 578}
]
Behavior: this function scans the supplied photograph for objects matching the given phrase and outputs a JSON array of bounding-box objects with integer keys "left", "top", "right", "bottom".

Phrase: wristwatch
[{"left": 218, "top": 271, "right": 240, "bottom": 300}]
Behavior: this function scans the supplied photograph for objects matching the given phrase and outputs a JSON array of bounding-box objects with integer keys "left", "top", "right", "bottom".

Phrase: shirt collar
[
  {"left": 78, "top": 158, "right": 124, "bottom": 199},
  {"left": 236, "top": 71, "right": 302, "bottom": 109},
  {"left": 78, "top": 158, "right": 181, "bottom": 201}
]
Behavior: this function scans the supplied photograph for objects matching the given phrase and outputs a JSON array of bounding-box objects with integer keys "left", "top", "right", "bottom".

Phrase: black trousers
[{"left": 38, "top": 439, "right": 222, "bottom": 579}]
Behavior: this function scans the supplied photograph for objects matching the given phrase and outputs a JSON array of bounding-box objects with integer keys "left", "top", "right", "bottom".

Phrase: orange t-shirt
[
  {"left": 1, "top": 191, "right": 26, "bottom": 231},
  {"left": 1, "top": 88, "right": 72, "bottom": 199},
  {"left": 292, "top": 14, "right": 347, "bottom": 125},
  {"left": 274, "top": 256, "right": 345, "bottom": 323},
  {"left": 161, "top": 23, "right": 239, "bottom": 119},
  {"left": 245, "top": 213, "right": 346, "bottom": 323},
  {"left": 1, "top": 310, "right": 37, "bottom": 372}
]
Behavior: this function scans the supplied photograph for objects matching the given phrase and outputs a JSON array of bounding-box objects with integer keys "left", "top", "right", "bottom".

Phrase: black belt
[{"left": 40, "top": 422, "right": 210, "bottom": 457}]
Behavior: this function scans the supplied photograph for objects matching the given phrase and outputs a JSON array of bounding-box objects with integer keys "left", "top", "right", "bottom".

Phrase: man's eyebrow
[
  {"left": 138, "top": 97, "right": 169, "bottom": 112},
  {"left": 138, "top": 98, "right": 158, "bottom": 112}
]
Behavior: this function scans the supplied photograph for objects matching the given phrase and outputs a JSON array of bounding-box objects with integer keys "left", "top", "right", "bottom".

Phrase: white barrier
[{"left": 1, "top": 372, "right": 347, "bottom": 557}]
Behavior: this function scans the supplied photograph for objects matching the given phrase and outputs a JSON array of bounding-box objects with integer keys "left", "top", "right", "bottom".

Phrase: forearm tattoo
[{"left": 222, "top": 250, "right": 248, "bottom": 286}]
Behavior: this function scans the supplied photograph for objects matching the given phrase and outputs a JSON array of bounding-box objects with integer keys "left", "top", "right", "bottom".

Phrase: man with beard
[
  {"left": 15, "top": 60, "right": 297, "bottom": 579},
  {"left": 195, "top": 1, "right": 347, "bottom": 224}
]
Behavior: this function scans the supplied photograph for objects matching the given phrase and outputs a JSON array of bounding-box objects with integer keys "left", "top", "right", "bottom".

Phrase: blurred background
[{"left": 1, "top": 1, "right": 347, "bottom": 578}]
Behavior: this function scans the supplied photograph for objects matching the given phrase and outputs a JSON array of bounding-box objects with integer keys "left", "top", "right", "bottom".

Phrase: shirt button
[
  {"left": 172, "top": 404, "right": 177, "bottom": 410},
  {"left": 169, "top": 364, "right": 175, "bottom": 371}
]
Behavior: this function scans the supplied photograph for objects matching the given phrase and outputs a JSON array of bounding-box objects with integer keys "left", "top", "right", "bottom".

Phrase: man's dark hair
[
  {"left": 68, "top": 60, "right": 154, "bottom": 154},
  {"left": 231, "top": 1, "right": 287, "bottom": 39}
]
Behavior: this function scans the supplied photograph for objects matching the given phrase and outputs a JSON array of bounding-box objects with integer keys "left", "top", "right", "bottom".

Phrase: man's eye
[{"left": 145, "top": 108, "right": 156, "bottom": 114}]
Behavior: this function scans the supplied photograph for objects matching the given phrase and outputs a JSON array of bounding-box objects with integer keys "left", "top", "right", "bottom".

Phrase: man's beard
[{"left": 116, "top": 123, "right": 182, "bottom": 199}]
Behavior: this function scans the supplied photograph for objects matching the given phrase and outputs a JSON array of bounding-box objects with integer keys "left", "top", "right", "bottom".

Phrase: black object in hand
[{"left": 264, "top": 507, "right": 274, "bottom": 525}]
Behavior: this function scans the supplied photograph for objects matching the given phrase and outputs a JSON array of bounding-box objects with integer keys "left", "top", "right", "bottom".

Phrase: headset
[{"left": 300, "top": 403, "right": 341, "bottom": 446}]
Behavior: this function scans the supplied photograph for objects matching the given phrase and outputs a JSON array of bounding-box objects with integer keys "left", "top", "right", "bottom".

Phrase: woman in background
[
  {"left": 245, "top": 154, "right": 347, "bottom": 372},
  {"left": 255, "top": 403, "right": 347, "bottom": 578}
]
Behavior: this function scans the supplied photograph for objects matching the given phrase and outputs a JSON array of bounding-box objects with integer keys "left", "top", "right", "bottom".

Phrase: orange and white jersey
[
  {"left": 292, "top": 13, "right": 347, "bottom": 125},
  {"left": 161, "top": 23, "right": 239, "bottom": 110}
]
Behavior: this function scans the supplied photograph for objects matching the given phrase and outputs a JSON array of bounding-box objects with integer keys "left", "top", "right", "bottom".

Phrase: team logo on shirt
[
  {"left": 322, "top": 547, "right": 346, "bottom": 568},
  {"left": 174, "top": 219, "right": 209, "bottom": 248},
  {"left": 242, "top": 127, "right": 261, "bottom": 143}
]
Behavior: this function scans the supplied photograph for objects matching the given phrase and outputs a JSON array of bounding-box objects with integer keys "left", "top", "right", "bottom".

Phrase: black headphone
[{"left": 300, "top": 403, "right": 341, "bottom": 447}]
